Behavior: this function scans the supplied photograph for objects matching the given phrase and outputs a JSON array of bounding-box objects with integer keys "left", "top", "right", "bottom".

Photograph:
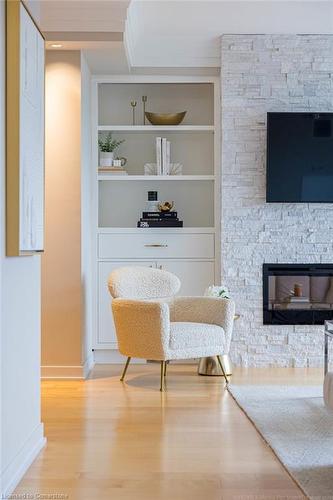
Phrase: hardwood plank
[{"left": 14, "top": 365, "right": 315, "bottom": 499}]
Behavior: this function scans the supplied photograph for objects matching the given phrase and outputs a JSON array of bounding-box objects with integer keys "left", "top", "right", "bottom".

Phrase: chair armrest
[
  {"left": 112, "top": 299, "right": 170, "bottom": 360},
  {"left": 171, "top": 297, "right": 235, "bottom": 350}
]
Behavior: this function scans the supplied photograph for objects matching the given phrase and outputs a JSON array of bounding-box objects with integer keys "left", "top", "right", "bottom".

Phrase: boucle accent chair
[{"left": 108, "top": 266, "right": 235, "bottom": 391}]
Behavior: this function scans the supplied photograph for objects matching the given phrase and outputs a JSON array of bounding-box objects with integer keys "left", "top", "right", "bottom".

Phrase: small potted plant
[{"left": 98, "top": 133, "right": 125, "bottom": 167}]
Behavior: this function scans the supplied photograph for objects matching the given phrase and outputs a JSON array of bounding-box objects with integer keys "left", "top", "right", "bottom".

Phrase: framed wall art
[{"left": 6, "top": 0, "right": 45, "bottom": 256}]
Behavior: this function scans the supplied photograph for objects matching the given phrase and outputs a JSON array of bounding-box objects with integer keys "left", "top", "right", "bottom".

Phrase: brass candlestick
[
  {"left": 142, "top": 96, "right": 147, "bottom": 125},
  {"left": 130, "top": 100, "right": 137, "bottom": 125}
]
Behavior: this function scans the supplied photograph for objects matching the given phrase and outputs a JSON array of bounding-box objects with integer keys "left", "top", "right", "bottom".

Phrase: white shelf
[
  {"left": 98, "top": 125, "right": 214, "bottom": 132},
  {"left": 98, "top": 175, "right": 215, "bottom": 181},
  {"left": 98, "top": 227, "right": 216, "bottom": 234}
]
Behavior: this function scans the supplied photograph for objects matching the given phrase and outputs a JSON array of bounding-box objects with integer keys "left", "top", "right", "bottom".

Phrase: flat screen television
[{"left": 266, "top": 112, "right": 333, "bottom": 202}]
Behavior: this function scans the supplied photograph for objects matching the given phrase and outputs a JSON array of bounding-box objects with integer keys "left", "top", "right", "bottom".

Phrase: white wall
[
  {"left": 81, "top": 53, "right": 93, "bottom": 371},
  {"left": 0, "top": 2, "right": 3, "bottom": 493},
  {"left": 42, "top": 51, "right": 94, "bottom": 378},
  {"left": 42, "top": 51, "right": 83, "bottom": 376},
  {"left": 0, "top": 2, "right": 45, "bottom": 496}
]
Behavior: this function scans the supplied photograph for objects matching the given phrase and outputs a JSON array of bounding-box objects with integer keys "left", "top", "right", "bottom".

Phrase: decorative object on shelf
[
  {"left": 98, "top": 168, "right": 128, "bottom": 176},
  {"left": 169, "top": 163, "right": 183, "bottom": 175},
  {"left": 113, "top": 157, "right": 127, "bottom": 167},
  {"left": 156, "top": 137, "right": 162, "bottom": 174},
  {"left": 143, "top": 162, "right": 183, "bottom": 176},
  {"left": 156, "top": 137, "right": 171, "bottom": 175},
  {"left": 144, "top": 163, "right": 157, "bottom": 175},
  {"left": 142, "top": 96, "right": 147, "bottom": 124},
  {"left": 145, "top": 111, "right": 187, "bottom": 126},
  {"left": 143, "top": 211, "right": 178, "bottom": 219},
  {"left": 98, "top": 132, "right": 125, "bottom": 167},
  {"left": 138, "top": 193, "right": 183, "bottom": 227},
  {"left": 146, "top": 191, "right": 160, "bottom": 212},
  {"left": 158, "top": 201, "right": 174, "bottom": 213},
  {"left": 130, "top": 100, "right": 137, "bottom": 125},
  {"left": 98, "top": 156, "right": 127, "bottom": 174},
  {"left": 138, "top": 219, "right": 183, "bottom": 228},
  {"left": 100, "top": 153, "right": 113, "bottom": 168},
  {"left": 204, "top": 285, "right": 230, "bottom": 299}
]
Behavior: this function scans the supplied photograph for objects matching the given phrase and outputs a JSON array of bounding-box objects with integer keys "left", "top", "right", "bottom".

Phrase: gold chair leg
[
  {"left": 160, "top": 361, "right": 166, "bottom": 392},
  {"left": 120, "top": 357, "right": 131, "bottom": 381},
  {"left": 164, "top": 361, "right": 168, "bottom": 377},
  {"left": 217, "top": 355, "right": 229, "bottom": 385}
]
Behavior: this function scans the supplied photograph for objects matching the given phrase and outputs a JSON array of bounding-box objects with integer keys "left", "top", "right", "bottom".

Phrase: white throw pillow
[{"left": 323, "top": 372, "right": 333, "bottom": 411}]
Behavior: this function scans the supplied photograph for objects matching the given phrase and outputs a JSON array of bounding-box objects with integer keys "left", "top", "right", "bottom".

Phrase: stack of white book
[{"left": 156, "top": 137, "right": 171, "bottom": 176}]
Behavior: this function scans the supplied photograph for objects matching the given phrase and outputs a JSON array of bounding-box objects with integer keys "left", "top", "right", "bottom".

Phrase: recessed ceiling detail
[{"left": 24, "top": 0, "right": 333, "bottom": 73}]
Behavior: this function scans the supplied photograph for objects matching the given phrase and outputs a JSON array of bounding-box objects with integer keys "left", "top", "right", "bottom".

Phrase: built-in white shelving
[
  {"left": 97, "top": 175, "right": 215, "bottom": 181},
  {"left": 91, "top": 76, "right": 220, "bottom": 352},
  {"left": 98, "top": 125, "right": 214, "bottom": 132}
]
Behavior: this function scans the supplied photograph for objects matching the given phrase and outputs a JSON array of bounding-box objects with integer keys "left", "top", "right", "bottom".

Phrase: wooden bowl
[{"left": 145, "top": 111, "right": 186, "bottom": 126}]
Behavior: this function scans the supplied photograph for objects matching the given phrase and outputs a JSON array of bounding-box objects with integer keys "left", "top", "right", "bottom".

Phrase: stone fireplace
[{"left": 221, "top": 34, "right": 333, "bottom": 367}]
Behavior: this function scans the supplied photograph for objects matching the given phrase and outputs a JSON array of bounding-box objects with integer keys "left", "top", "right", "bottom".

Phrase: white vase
[{"left": 100, "top": 151, "right": 114, "bottom": 167}]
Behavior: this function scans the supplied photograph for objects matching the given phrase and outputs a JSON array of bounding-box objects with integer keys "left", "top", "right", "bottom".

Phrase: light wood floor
[{"left": 15, "top": 365, "right": 323, "bottom": 500}]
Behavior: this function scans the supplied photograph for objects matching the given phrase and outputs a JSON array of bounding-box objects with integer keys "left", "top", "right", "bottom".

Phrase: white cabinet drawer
[{"left": 98, "top": 233, "right": 214, "bottom": 259}]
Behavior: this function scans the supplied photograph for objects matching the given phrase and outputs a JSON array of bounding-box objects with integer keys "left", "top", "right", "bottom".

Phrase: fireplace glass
[{"left": 263, "top": 264, "right": 333, "bottom": 325}]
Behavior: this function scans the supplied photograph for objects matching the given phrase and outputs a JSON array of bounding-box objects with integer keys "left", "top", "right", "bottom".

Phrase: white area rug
[{"left": 228, "top": 385, "right": 333, "bottom": 500}]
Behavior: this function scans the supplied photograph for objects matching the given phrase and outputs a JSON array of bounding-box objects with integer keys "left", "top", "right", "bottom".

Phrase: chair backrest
[{"left": 108, "top": 266, "right": 181, "bottom": 300}]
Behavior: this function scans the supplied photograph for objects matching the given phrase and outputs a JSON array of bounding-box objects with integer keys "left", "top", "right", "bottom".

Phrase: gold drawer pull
[{"left": 144, "top": 244, "right": 168, "bottom": 248}]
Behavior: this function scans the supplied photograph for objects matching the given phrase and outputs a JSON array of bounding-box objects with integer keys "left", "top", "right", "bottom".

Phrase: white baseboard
[
  {"left": 93, "top": 349, "right": 146, "bottom": 364},
  {"left": 1, "top": 423, "right": 46, "bottom": 499},
  {"left": 41, "top": 354, "right": 95, "bottom": 379},
  {"left": 83, "top": 354, "right": 95, "bottom": 378}
]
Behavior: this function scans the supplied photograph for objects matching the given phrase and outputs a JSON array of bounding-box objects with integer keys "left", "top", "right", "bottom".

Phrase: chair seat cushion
[{"left": 170, "top": 322, "right": 225, "bottom": 350}]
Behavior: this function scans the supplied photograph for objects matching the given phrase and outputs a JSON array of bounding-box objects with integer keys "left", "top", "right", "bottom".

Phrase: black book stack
[{"left": 137, "top": 211, "right": 183, "bottom": 228}]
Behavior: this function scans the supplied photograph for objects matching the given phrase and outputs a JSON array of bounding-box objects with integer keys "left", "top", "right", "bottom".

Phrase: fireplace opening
[{"left": 263, "top": 264, "right": 333, "bottom": 325}]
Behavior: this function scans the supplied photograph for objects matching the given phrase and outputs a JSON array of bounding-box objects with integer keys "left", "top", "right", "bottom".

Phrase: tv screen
[{"left": 266, "top": 112, "right": 333, "bottom": 202}]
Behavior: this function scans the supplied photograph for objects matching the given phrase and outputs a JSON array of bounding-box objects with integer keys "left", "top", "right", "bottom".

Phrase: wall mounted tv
[{"left": 266, "top": 112, "right": 333, "bottom": 203}]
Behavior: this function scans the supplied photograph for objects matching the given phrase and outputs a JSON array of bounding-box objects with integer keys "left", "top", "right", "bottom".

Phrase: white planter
[{"left": 100, "top": 151, "right": 114, "bottom": 167}]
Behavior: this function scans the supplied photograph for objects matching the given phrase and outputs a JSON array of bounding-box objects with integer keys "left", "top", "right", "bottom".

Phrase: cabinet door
[
  {"left": 98, "top": 261, "right": 155, "bottom": 345},
  {"left": 158, "top": 261, "right": 215, "bottom": 296}
]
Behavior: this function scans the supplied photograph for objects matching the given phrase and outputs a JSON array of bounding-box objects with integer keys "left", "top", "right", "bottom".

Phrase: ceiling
[
  {"left": 126, "top": 1, "right": 333, "bottom": 68},
  {"left": 25, "top": 0, "right": 130, "bottom": 32},
  {"left": 24, "top": 0, "right": 333, "bottom": 74}
]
